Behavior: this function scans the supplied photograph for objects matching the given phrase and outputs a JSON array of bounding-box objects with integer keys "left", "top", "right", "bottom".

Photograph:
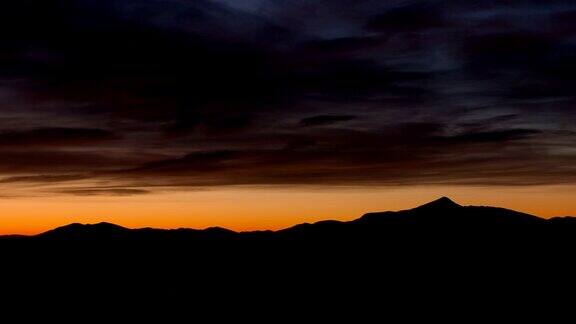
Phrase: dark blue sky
[{"left": 0, "top": 0, "right": 574, "bottom": 196}]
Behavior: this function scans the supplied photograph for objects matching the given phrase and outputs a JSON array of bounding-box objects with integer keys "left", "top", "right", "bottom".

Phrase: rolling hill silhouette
[
  {"left": 3, "top": 197, "right": 574, "bottom": 297},
  {"left": 2, "top": 197, "right": 573, "bottom": 243}
]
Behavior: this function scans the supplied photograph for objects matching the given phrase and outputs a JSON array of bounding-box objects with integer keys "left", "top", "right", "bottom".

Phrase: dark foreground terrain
[{"left": 2, "top": 197, "right": 575, "bottom": 316}]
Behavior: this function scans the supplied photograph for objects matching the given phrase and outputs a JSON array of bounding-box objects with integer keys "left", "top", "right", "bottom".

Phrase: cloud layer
[{"left": 0, "top": 0, "right": 575, "bottom": 196}]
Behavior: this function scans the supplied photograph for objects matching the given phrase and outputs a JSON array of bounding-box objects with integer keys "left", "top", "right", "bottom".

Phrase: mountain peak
[
  {"left": 39, "top": 222, "right": 129, "bottom": 238},
  {"left": 416, "top": 197, "right": 461, "bottom": 210},
  {"left": 57, "top": 222, "right": 127, "bottom": 231}
]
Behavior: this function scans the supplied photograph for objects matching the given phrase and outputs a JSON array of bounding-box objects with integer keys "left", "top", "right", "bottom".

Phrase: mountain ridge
[{"left": 2, "top": 197, "right": 574, "bottom": 240}]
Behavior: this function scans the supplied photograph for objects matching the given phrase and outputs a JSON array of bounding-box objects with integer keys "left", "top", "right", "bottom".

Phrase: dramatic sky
[{"left": 0, "top": 0, "right": 575, "bottom": 233}]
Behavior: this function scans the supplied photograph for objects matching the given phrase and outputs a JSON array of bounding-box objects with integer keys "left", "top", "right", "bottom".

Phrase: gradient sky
[{"left": 0, "top": 0, "right": 575, "bottom": 234}]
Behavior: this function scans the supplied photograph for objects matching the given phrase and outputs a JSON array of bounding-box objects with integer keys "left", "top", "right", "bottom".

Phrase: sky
[{"left": 0, "top": 0, "right": 575, "bottom": 234}]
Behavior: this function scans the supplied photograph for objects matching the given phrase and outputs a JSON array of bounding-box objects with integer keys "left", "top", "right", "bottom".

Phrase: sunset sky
[{"left": 0, "top": 0, "right": 575, "bottom": 234}]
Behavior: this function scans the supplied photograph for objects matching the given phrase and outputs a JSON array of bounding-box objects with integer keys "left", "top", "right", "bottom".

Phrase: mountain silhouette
[
  {"left": 2, "top": 197, "right": 574, "bottom": 244},
  {"left": 39, "top": 222, "right": 130, "bottom": 240},
  {"left": 3, "top": 196, "right": 575, "bottom": 293},
  {"left": 356, "top": 196, "right": 545, "bottom": 227},
  {"left": 414, "top": 196, "right": 462, "bottom": 209}
]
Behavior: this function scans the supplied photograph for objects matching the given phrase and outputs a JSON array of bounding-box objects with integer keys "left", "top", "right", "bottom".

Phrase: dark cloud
[
  {"left": 300, "top": 115, "right": 357, "bottom": 127},
  {"left": 59, "top": 189, "right": 151, "bottom": 196},
  {"left": 302, "top": 36, "right": 383, "bottom": 53},
  {"left": 163, "top": 113, "right": 255, "bottom": 137},
  {"left": 435, "top": 129, "right": 542, "bottom": 144},
  {"left": 366, "top": 2, "right": 448, "bottom": 33},
  {"left": 0, "top": 174, "right": 88, "bottom": 184},
  {"left": 128, "top": 150, "right": 239, "bottom": 175},
  {"left": 552, "top": 10, "right": 576, "bottom": 37},
  {"left": 110, "top": 140, "right": 576, "bottom": 188},
  {"left": 463, "top": 32, "right": 553, "bottom": 72},
  {"left": 0, "top": 151, "right": 137, "bottom": 173},
  {"left": 0, "top": 0, "right": 574, "bottom": 196},
  {"left": 0, "top": 128, "right": 117, "bottom": 147},
  {"left": 104, "top": 125, "right": 574, "bottom": 188}
]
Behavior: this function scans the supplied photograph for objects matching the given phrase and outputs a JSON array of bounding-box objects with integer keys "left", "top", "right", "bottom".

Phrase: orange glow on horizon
[{"left": 1, "top": 185, "right": 575, "bottom": 235}]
